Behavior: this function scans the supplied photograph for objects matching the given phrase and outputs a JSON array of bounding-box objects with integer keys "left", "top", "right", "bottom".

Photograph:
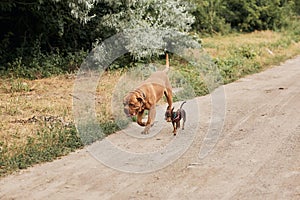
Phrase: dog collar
[
  {"left": 135, "top": 89, "right": 146, "bottom": 99},
  {"left": 172, "top": 111, "right": 181, "bottom": 122},
  {"left": 172, "top": 112, "right": 177, "bottom": 118}
]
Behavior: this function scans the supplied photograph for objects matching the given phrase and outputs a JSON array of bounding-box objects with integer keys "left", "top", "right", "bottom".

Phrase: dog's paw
[
  {"left": 137, "top": 121, "right": 146, "bottom": 127},
  {"left": 141, "top": 127, "right": 150, "bottom": 134}
]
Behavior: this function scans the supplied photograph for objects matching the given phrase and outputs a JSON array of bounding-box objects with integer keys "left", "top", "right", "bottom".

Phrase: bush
[
  {"left": 192, "top": 0, "right": 231, "bottom": 35},
  {"left": 192, "top": 0, "right": 298, "bottom": 34},
  {"left": 2, "top": 49, "right": 87, "bottom": 79},
  {"left": 223, "top": 0, "right": 296, "bottom": 32}
]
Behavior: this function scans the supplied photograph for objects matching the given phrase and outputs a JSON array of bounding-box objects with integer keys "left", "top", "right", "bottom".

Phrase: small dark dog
[{"left": 165, "top": 101, "right": 186, "bottom": 135}]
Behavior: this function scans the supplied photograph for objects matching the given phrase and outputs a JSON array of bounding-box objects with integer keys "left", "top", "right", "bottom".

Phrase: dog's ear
[
  {"left": 137, "top": 96, "right": 146, "bottom": 106},
  {"left": 137, "top": 97, "right": 144, "bottom": 103},
  {"left": 136, "top": 90, "right": 146, "bottom": 104}
]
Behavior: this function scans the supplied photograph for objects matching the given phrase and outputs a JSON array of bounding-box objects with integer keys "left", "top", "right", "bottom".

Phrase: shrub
[
  {"left": 2, "top": 49, "right": 87, "bottom": 79},
  {"left": 192, "top": 0, "right": 298, "bottom": 34}
]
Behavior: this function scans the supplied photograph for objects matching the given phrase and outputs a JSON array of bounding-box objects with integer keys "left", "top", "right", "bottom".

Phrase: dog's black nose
[{"left": 124, "top": 108, "right": 129, "bottom": 115}]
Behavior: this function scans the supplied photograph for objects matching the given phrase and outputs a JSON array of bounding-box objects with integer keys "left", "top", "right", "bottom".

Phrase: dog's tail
[
  {"left": 163, "top": 53, "right": 170, "bottom": 73},
  {"left": 180, "top": 101, "right": 186, "bottom": 110}
]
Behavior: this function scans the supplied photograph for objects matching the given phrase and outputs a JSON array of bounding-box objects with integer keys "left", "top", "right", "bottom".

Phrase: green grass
[
  {"left": 0, "top": 118, "right": 130, "bottom": 176},
  {"left": 77, "top": 120, "right": 128, "bottom": 145},
  {"left": 0, "top": 123, "right": 83, "bottom": 177},
  {"left": 174, "top": 29, "right": 300, "bottom": 94}
]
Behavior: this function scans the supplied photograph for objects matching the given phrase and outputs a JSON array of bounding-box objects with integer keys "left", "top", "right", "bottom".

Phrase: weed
[
  {"left": 235, "top": 45, "right": 258, "bottom": 59},
  {"left": 171, "top": 56, "right": 210, "bottom": 96},
  {"left": 4, "top": 79, "right": 30, "bottom": 93}
]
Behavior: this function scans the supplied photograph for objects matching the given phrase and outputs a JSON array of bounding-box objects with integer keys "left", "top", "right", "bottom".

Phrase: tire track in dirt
[{"left": 220, "top": 91, "right": 300, "bottom": 199}]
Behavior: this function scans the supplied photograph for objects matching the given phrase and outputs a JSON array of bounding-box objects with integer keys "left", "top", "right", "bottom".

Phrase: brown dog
[{"left": 123, "top": 53, "right": 173, "bottom": 134}]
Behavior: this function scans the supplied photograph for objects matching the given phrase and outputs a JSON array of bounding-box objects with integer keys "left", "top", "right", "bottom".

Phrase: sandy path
[{"left": 1, "top": 56, "right": 300, "bottom": 199}]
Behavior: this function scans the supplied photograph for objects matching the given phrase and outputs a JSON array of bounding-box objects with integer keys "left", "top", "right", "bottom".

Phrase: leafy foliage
[
  {"left": 223, "top": 0, "right": 295, "bottom": 32},
  {"left": 191, "top": 0, "right": 298, "bottom": 33},
  {"left": 0, "top": 0, "right": 299, "bottom": 77},
  {"left": 192, "top": 0, "right": 231, "bottom": 34},
  {"left": 0, "top": 0, "right": 94, "bottom": 75},
  {"left": 100, "top": 0, "right": 195, "bottom": 60}
]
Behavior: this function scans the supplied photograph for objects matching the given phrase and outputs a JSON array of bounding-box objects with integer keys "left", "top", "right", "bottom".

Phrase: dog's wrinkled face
[
  {"left": 165, "top": 106, "right": 174, "bottom": 122},
  {"left": 123, "top": 91, "right": 145, "bottom": 117}
]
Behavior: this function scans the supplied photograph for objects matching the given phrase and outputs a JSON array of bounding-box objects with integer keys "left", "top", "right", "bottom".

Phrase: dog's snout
[{"left": 124, "top": 108, "right": 129, "bottom": 115}]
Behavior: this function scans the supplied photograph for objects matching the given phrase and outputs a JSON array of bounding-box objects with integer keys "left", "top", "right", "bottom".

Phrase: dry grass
[
  {"left": 0, "top": 76, "right": 74, "bottom": 146},
  {"left": 95, "top": 70, "right": 124, "bottom": 122},
  {"left": 0, "top": 71, "right": 122, "bottom": 147},
  {"left": 203, "top": 30, "right": 300, "bottom": 68}
]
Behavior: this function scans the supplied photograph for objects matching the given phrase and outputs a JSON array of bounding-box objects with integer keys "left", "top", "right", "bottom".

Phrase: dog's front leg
[
  {"left": 141, "top": 106, "right": 156, "bottom": 134},
  {"left": 172, "top": 122, "right": 177, "bottom": 135},
  {"left": 165, "top": 88, "right": 173, "bottom": 110},
  {"left": 137, "top": 111, "right": 146, "bottom": 127}
]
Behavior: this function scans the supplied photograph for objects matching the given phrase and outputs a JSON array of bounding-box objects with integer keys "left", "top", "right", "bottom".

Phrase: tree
[
  {"left": 222, "top": 0, "right": 296, "bottom": 32},
  {"left": 0, "top": 0, "right": 113, "bottom": 71},
  {"left": 191, "top": 0, "right": 298, "bottom": 34},
  {"left": 0, "top": 0, "right": 196, "bottom": 67},
  {"left": 91, "top": 0, "right": 196, "bottom": 60},
  {"left": 293, "top": 0, "right": 300, "bottom": 15},
  {"left": 191, "top": 0, "right": 230, "bottom": 34},
  {"left": 0, "top": 1, "right": 93, "bottom": 62}
]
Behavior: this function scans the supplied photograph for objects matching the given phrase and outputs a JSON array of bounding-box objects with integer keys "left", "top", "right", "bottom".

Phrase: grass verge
[{"left": 0, "top": 123, "right": 82, "bottom": 176}]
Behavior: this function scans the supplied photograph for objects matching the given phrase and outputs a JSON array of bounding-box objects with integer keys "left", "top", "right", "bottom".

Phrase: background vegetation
[{"left": 1, "top": 0, "right": 299, "bottom": 78}]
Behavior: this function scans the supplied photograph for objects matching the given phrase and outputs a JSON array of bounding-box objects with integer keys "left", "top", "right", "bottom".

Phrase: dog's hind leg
[{"left": 176, "top": 121, "right": 180, "bottom": 129}]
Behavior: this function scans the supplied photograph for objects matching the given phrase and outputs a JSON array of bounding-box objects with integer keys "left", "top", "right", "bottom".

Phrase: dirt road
[{"left": 1, "top": 56, "right": 300, "bottom": 199}]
